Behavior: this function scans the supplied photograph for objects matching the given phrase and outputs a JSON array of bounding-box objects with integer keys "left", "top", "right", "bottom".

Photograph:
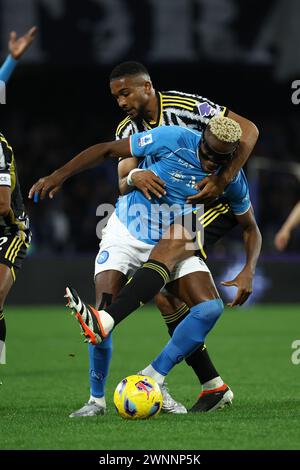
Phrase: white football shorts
[{"left": 94, "top": 211, "right": 210, "bottom": 282}]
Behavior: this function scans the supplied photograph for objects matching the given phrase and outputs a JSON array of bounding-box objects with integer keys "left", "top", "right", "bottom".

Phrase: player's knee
[{"left": 191, "top": 298, "right": 224, "bottom": 324}]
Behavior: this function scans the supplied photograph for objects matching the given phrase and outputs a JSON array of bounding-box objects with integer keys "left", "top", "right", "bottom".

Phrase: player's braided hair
[
  {"left": 208, "top": 116, "right": 242, "bottom": 143},
  {"left": 110, "top": 61, "right": 150, "bottom": 81}
]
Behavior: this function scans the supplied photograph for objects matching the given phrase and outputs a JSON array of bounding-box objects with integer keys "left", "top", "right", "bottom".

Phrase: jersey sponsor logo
[
  {"left": 97, "top": 250, "right": 109, "bottom": 264},
  {"left": 138, "top": 134, "right": 153, "bottom": 147},
  {"left": 198, "top": 102, "right": 218, "bottom": 118},
  {"left": 170, "top": 170, "right": 184, "bottom": 183}
]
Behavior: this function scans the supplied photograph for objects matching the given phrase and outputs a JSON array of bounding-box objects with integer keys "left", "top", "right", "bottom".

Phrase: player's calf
[{"left": 0, "top": 310, "right": 6, "bottom": 364}]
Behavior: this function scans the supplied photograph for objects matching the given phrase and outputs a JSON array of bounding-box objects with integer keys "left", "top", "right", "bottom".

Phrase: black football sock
[
  {"left": 0, "top": 310, "right": 6, "bottom": 364},
  {"left": 162, "top": 304, "right": 219, "bottom": 385},
  {"left": 106, "top": 259, "right": 170, "bottom": 327},
  {"left": 185, "top": 343, "right": 220, "bottom": 385}
]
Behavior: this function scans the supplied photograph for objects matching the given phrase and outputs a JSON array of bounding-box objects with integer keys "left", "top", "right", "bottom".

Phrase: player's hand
[
  {"left": 28, "top": 172, "right": 63, "bottom": 201},
  {"left": 131, "top": 170, "right": 166, "bottom": 200},
  {"left": 9, "top": 26, "right": 37, "bottom": 60},
  {"left": 186, "top": 174, "right": 227, "bottom": 204},
  {"left": 221, "top": 270, "right": 253, "bottom": 307},
  {"left": 274, "top": 228, "right": 290, "bottom": 251}
]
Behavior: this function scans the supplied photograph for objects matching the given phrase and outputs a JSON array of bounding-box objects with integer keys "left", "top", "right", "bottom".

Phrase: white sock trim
[
  {"left": 100, "top": 310, "right": 115, "bottom": 335},
  {"left": 202, "top": 376, "right": 224, "bottom": 391},
  {"left": 90, "top": 395, "right": 106, "bottom": 407},
  {"left": 141, "top": 364, "right": 165, "bottom": 385},
  {"left": 0, "top": 341, "right": 6, "bottom": 365}
]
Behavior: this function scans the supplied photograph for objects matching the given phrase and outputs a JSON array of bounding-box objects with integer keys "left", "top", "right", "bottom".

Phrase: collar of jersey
[{"left": 142, "top": 91, "right": 163, "bottom": 129}]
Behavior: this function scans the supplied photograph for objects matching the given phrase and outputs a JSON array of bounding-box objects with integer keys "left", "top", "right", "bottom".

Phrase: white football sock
[
  {"left": 99, "top": 310, "right": 115, "bottom": 335},
  {"left": 82, "top": 306, "right": 114, "bottom": 335},
  {"left": 202, "top": 376, "right": 224, "bottom": 391},
  {"left": 0, "top": 340, "right": 6, "bottom": 365},
  {"left": 141, "top": 364, "right": 165, "bottom": 385},
  {"left": 90, "top": 395, "right": 106, "bottom": 407}
]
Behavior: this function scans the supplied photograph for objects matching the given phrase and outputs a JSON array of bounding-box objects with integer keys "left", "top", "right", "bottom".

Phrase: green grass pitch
[{"left": 1, "top": 304, "right": 300, "bottom": 450}]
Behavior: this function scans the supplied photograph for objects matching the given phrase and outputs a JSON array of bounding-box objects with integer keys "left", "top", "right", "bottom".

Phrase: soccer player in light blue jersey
[
  {"left": 0, "top": 26, "right": 37, "bottom": 84},
  {"left": 115, "top": 124, "right": 250, "bottom": 245},
  {"left": 31, "top": 62, "right": 259, "bottom": 418},
  {"left": 30, "top": 116, "right": 262, "bottom": 411}
]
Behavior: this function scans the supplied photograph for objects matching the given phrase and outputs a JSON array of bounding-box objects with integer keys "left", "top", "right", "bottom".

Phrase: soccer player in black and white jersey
[
  {"left": 73, "top": 62, "right": 258, "bottom": 417},
  {"left": 0, "top": 134, "right": 31, "bottom": 377},
  {"left": 0, "top": 28, "right": 35, "bottom": 380},
  {"left": 0, "top": 27, "right": 37, "bottom": 85},
  {"left": 31, "top": 62, "right": 258, "bottom": 416}
]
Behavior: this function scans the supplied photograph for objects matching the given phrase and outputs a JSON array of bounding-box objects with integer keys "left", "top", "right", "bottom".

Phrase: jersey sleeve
[
  {"left": 115, "top": 118, "right": 135, "bottom": 141},
  {"left": 0, "top": 55, "right": 18, "bottom": 83},
  {"left": 225, "top": 171, "right": 251, "bottom": 215},
  {"left": 192, "top": 95, "right": 227, "bottom": 131},
  {"left": 0, "top": 136, "right": 12, "bottom": 187}
]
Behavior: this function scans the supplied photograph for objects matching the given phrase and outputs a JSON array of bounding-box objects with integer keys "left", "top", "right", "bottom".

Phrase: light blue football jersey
[{"left": 115, "top": 126, "right": 250, "bottom": 244}]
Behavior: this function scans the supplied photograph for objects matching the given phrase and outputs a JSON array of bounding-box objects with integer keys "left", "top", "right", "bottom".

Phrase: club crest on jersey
[
  {"left": 198, "top": 102, "right": 217, "bottom": 118},
  {"left": 97, "top": 250, "right": 109, "bottom": 264},
  {"left": 138, "top": 134, "right": 153, "bottom": 147}
]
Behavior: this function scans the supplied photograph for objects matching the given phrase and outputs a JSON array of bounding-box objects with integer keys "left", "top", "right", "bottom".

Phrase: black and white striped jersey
[
  {"left": 0, "top": 133, "right": 30, "bottom": 242},
  {"left": 114, "top": 91, "right": 236, "bottom": 258},
  {"left": 115, "top": 90, "right": 227, "bottom": 139}
]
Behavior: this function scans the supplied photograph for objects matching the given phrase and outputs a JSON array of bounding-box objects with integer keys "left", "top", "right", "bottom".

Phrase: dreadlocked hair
[{"left": 208, "top": 116, "right": 242, "bottom": 143}]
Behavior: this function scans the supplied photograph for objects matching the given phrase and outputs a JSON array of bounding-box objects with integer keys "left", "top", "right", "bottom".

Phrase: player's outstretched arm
[
  {"left": 29, "top": 138, "right": 131, "bottom": 201},
  {"left": 189, "top": 112, "right": 259, "bottom": 204},
  {"left": 9, "top": 26, "right": 37, "bottom": 60},
  {"left": 0, "top": 26, "right": 37, "bottom": 83},
  {"left": 220, "top": 111, "right": 259, "bottom": 181},
  {"left": 118, "top": 157, "right": 140, "bottom": 195},
  {"left": 0, "top": 187, "right": 11, "bottom": 216},
  {"left": 221, "top": 206, "right": 262, "bottom": 307},
  {"left": 274, "top": 201, "right": 300, "bottom": 251}
]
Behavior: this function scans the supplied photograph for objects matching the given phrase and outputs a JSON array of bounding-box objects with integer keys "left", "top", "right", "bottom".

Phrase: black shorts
[
  {"left": 195, "top": 200, "right": 238, "bottom": 260},
  {"left": 176, "top": 199, "right": 238, "bottom": 260},
  {"left": 0, "top": 233, "right": 29, "bottom": 281}
]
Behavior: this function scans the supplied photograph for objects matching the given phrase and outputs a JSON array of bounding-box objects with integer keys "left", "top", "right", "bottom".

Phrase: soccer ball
[{"left": 113, "top": 374, "right": 163, "bottom": 420}]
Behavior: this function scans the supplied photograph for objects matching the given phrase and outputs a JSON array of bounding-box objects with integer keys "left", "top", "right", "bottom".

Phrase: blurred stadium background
[{"left": 0, "top": 0, "right": 300, "bottom": 451}]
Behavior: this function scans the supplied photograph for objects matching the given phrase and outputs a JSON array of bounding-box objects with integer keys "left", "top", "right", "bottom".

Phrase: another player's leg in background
[
  {"left": 69, "top": 270, "right": 126, "bottom": 418},
  {"left": 0, "top": 264, "right": 15, "bottom": 379},
  {"left": 155, "top": 292, "right": 229, "bottom": 411}
]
